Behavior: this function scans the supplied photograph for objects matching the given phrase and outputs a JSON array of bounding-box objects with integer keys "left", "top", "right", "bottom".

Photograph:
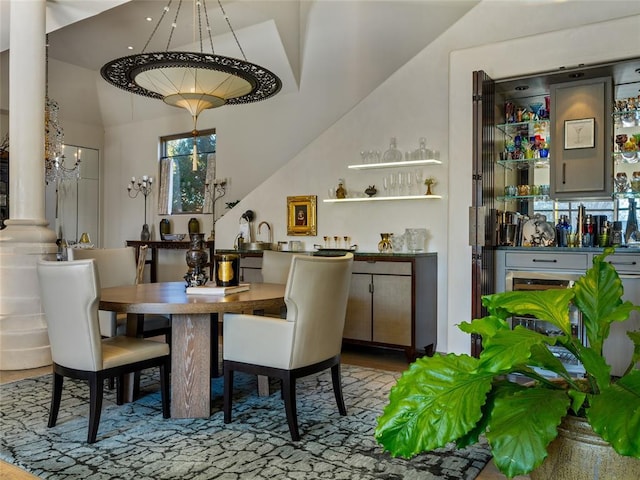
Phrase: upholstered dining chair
[
  {"left": 223, "top": 253, "right": 354, "bottom": 441},
  {"left": 36, "top": 259, "right": 170, "bottom": 443},
  {"left": 69, "top": 247, "right": 171, "bottom": 342},
  {"left": 260, "top": 250, "right": 296, "bottom": 318}
]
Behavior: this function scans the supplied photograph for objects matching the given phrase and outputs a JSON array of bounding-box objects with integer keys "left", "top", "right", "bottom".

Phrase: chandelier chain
[
  {"left": 143, "top": 0, "right": 173, "bottom": 53},
  {"left": 166, "top": 0, "right": 183, "bottom": 51},
  {"left": 202, "top": 0, "right": 215, "bottom": 54},
  {"left": 217, "top": 0, "right": 246, "bottom": 61}
]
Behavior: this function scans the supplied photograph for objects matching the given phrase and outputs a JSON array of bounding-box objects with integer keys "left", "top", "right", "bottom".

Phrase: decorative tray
[
  {"left": 313, "top": 245, "right": 358, "bottom": 255},
  {"left": 162, "top": 234, "right": 186, "bottom": 241}
]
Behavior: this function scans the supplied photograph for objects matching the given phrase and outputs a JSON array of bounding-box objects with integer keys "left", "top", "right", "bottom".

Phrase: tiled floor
[{"left": 0, "top": 346, "right": 525, "bottom": 480}]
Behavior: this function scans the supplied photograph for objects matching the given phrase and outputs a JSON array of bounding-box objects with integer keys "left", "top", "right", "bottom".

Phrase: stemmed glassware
[
  {"left": 388, "top": 173, "right": 397, "bottom": 196},
  {"left": 397, "top": 171, "right": 406, "bottom": 196},
  {"left": 415, "top": 169, "right": 424, "bottom": 195}
]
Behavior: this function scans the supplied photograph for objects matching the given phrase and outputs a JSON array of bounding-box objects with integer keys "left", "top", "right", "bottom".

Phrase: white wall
[{"left": 215, "top": 2, "right": 640, "bottom": 354}]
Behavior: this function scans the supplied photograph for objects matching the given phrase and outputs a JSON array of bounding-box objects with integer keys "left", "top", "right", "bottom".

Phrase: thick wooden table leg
[
  {"left": 171, "top": 313, "right": 212, "bottom": 418},
  {"left": 257, "top": 376, "right": 271, "bottom": 396},
  {"left": 121, "top": 313, "right": 145, "bottom": 402}
]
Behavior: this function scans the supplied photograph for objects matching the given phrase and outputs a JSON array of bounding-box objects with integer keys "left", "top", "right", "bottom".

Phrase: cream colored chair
[
  {"left": 261, "top": 250, "right": 296, "bottom": 284},
  {"left": 223, "top": 253, "right": 354, "bottom": 440},
  {"left": 70, "top": 247, "right": 171, "bottom": 342},
  {"left": 37, "top": 259, "right": 170, "bottom": 443},
  {"left": 260, "top": 250, "right": 296, "bottom": 318}
]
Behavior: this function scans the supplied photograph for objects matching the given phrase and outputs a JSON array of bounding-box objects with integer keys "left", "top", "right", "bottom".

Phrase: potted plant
[{"left": 375, "top": 249, "right": 640, "bottom": 478}]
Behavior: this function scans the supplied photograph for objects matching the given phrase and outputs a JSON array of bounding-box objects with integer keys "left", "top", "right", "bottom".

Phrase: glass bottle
[
  {"left": 625, "top": 199, "right": 638, "bottom": 244},
  {"left": 555, "top": 215, "right": 571, "bottom": 247},
  {"left": 382, "top": 137, "right": 403, "bottom": 163},
  {"left": 413, "top": 137, "right": 433, "bottom": 161},
  {"left": 582, "top": 214, "right": 594, "bottom": 247}
]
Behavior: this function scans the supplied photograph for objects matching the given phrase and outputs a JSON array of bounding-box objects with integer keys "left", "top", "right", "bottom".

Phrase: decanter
[
  {"left": 382, "top": 137, "right": 403, "bottom": 163},
  {"left": 413, "top": 137, "right": 433, "bottom": 160}
]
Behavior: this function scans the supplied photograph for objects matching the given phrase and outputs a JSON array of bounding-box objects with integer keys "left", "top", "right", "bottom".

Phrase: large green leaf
[
  {"left": 588, "top": 370, "right": 640, "bottom": 458},
  {"left": 458, "top": 315, "right": 511, "bottom": 339},
  {"left": 478, "top": 326, "right": 556, "bottom": 374},
  {"left": 487, "top": 388, "right": 570, "bottom": 478},
  {"left": 573, "top": 342, "right": 611, "bottom": 391},
  {"left": 375, "top": 354, "right": 493, "bottom": 458},
  {"left": 629, "top": 331, "right": 640, "bottom": 370},
  {"left": 573, "top": 251, "right": 639, "bottom": 353},
  {"left": 482, "top": 289, "right": 574, "bottom": 336}
]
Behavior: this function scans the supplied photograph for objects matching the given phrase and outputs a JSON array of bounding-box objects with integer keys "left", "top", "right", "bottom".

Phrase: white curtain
[{"left": 203, "top": 153, "right": 216, "bottom": 214}]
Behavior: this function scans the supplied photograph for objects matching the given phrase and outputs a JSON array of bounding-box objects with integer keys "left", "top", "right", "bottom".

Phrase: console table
[{"left": 126, "top": 240, "right": 215, "bottom": 283}]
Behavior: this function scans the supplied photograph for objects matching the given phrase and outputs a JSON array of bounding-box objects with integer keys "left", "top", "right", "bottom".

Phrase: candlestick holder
[
  {"left": 127, "top": 175, "right": 153, "bottom": 240},
  {"left": 205, "top": 178, "right": 228, "bottom": 241}
]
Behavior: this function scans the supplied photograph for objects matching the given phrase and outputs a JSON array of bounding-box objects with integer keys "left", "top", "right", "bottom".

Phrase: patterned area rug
[{"left": 0, "top": 364, "right": 491, "bottom": 479}]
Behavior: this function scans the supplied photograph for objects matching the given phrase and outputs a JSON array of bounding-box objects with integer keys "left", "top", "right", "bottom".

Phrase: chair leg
[
  {"left": 331, "top": 364, "right": 347, "bottom": 416},
  {"left": 223, "top": 366, "right": 234, "bottom": 424},
  {"left": 48, "top": 372, "right": 64, "bottom": 428},
  {"left": 115, "top": 374, "right": 125, "bottom": 405},
  {"left": 159, "top": 360, "right": 170, "bottom": 419},
  {"left": 282, "top": 373, "right": 300, "bottom": 441},
  {"left": 87, "top": 373, "right": 104, "bottom": 444}
]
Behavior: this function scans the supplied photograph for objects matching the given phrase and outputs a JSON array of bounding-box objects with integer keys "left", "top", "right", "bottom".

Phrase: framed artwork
[
  {"left": 564, "top": 118, "right": 595, "bottom": 150},
  {"left": 287, "top": 195, "right": 317, "bottom": 236}
]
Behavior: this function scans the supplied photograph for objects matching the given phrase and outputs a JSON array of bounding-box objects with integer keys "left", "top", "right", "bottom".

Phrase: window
[
  {"left": 534, "top": 198, "right": 632, "bottom": 232},
  {"left": 158, "top": 129, "right": 216, "bottom": 215}
]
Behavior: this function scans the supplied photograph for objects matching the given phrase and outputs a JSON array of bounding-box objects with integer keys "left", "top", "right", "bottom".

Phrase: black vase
[{"left": 184, "top": 233, "right": 209, "bottom": 286}]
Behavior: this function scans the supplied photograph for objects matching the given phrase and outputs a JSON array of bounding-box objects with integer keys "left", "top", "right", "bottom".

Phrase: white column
[
  {"left": 0, "top": 0, "right": 56, "bottom": 370},
  {"left": 9, "top": 0, "right": 46, "bottom": 222}
]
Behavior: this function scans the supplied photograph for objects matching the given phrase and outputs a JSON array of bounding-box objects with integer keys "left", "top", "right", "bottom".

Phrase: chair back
[
  {"left": 261, "top": 250, "right": 296, "bottom": 284},
  {"left": 69, "top": 247, "right": 137, "bottom": 337},
  {"left": 285, "top": 253, "right": 353, "bottom": 368},
  {"left": 69, "top": 247, "right": 137, "bottom": 288},
  {"left": 37, "top": 259, "right": 103, "bottom": 371}
]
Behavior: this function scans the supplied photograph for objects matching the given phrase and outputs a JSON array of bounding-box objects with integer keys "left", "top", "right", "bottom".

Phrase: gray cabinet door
[
  {"left": 549, "top": 77, "right": 613, "bottom": 198},
  {"left": 344, "top": 273, "right": 372, "bottom": 341},
  {"left": 372, "top": 274, "right": 412, "bottom": 346}
]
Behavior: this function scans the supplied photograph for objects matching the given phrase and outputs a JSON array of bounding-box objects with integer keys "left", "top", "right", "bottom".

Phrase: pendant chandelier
[
  {"left": 100, "top": 0, "right": 282, "bottom": 136},
  {"left": 45, "top": 35, "right": 80, "bottom": 185}
]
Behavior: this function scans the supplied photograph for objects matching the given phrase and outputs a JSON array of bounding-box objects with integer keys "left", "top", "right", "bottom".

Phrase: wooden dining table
[{"left": 99, "top": 281, "right": 286, "bottom": 419}]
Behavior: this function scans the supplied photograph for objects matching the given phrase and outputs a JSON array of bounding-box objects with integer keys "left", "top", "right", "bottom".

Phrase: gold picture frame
[{"left": 287, "top": 195, "right": 317, "bottom": 236}]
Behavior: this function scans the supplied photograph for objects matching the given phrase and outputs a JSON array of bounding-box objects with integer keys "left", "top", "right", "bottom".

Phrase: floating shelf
[
  {"left": 348, "top": 159, "right": 442, "bottom": 170},
  {"left": 324, "top": 195, "right": 442, "bottom": 203}
]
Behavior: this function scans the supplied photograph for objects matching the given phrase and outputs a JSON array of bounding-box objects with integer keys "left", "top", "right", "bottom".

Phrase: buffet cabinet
[
  {"left": 238, "top": 252, "right": 438, "bottom": 360},
  {"left": 344, "top": 255, "right": 438, "bottom": 359}
]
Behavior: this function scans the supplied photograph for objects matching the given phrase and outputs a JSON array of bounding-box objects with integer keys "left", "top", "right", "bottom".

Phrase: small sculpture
[
  {"left": 336, "top": 179, "right": 347, "bottom": 199},
  {"left": 365, "top": 185, "right": 377, "bottom": 197},
  {"left": 424, "top": 177, "right": 437, "bottom": 196}
]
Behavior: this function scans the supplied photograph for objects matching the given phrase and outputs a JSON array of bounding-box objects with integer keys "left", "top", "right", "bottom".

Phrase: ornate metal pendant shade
[{"left": 100, "top": 0, "right": 281, "bottom": 125}]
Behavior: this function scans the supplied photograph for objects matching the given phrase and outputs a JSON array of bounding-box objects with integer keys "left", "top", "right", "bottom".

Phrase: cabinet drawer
[
  {"left": 352, "top": 260, "right": 412, "bottom": 275},
  {"left": 505, "top": 252, "right": 589, "bottom": 271},
  {"left": 605, "top": 254, "right": 640, "bottom": 274},
  {"left": 240, "top": 256, "right": 262, "bottom": 269}
]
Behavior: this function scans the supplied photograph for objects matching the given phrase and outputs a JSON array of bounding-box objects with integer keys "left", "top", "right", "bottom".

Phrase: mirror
[{"left": 45, "top": 145, "right": 99, "bottom": 244}]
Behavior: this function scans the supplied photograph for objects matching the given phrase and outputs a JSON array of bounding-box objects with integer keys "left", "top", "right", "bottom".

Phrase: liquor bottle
[
  {"left": 382, "top": 137, "right": 403, "bottom": 163},
  {"left": 625, "top": 199, "right": 638, "bottom": 244},
  {"left": 555, "top": 215, "right": 571, "bottom": 247}
]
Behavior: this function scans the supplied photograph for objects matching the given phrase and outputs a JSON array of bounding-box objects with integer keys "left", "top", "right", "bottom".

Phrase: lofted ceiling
[{"left": 2, "top": 0, "right": 480, "bottom": 93}]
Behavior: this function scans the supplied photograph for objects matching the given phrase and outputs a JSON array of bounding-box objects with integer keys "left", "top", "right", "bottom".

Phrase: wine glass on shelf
[
  {"left": 405, "top": 171, "right": 414, "bottom": 195},
  {"left": 397, "top": 171, "right": 406, "bottom": 196},
  {"left": 383, "top": 176, "right": 390, "bottom": 197},
  {"left": 388, "top": 173, "right": 397, "bottom": 196},
  {"left": 415, "top": 168, "right": 424, "bottom": 194}
]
